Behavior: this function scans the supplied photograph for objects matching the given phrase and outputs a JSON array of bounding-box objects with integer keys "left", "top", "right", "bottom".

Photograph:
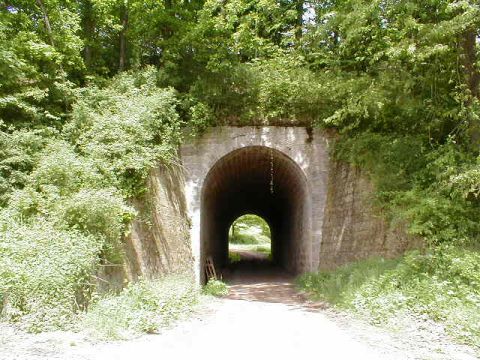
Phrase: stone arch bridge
[{"left": 120, "top": 127, "right": 414, "bottom": 285}]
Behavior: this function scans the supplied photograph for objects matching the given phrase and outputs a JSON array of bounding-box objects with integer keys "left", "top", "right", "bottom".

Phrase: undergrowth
[
  {"left": 298, "top": 245, "right": 480, "bottom": 349},
  {"left": 0, "top": 69, "right": 186, "bottom": 331},
  {"left": 202, "top": 279, "right": 229, "bottom": 297},
  {"left": 82, "top": 275, "right": 199, "bottom": 340},
  {"left": 228, "top": 214, "right": 271, "bottom": 245}
]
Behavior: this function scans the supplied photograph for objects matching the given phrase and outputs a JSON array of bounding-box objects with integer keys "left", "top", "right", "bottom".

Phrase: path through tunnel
[{"left": 200, "top": 146, "right": 311, "bottom": 283}]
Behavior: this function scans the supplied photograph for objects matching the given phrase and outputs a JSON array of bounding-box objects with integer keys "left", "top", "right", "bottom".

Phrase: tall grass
[
  {"left": 298, "top": 245, "right": 480, "bottom": 349},
  {"left": 82, "top": 275, "right": 199, "bottom": 340}
]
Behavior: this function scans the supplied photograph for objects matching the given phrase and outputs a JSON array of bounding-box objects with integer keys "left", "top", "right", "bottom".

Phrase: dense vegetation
[
  {"left": 0, "top": 0, "right": 479, "bottom": 345},
  {"left": 228, "top": 214, "right": 271, "bottom": 245},
  {"left": 83, "top": 276, "right": 199, "bottom": 339},
  {"left": 299, "top": 246, "right": 480, "bottom": 348},
  {"left": 228, "top": 214, "right": 271, "bottom": 262}
]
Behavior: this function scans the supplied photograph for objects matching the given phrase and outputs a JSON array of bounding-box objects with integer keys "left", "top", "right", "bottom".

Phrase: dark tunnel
[{"left": 200, "top": 146, "right": 312, "bottom": 283}]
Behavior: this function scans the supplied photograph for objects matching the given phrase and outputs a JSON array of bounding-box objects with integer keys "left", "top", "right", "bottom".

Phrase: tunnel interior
[{"left": 200, "top": 146, "right": 311, "bottom": 283}]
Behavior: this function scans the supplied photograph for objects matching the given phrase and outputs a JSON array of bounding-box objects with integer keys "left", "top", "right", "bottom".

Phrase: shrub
[
  {"left": 229, "top": 232, "right": 260, "bottom": 245},
  {"left": 0, "top": 69, "right": 187, "bottom": 332},
  {"left": 229, "top": 252, "right": 241, "bottom": 264},
  {"left": 202, "top": 279, "right": 229, "bottom": 297},
  {"left": 0, "top": 128, "right": 53, "bottom": 205},
  {"left": 298, "top": 246, "right": 480, "bottom": 349},
  {"left": 29, "top": 141, "right": 101, "bottom": 197},
  {"left": 83, "top": 276, "right": 199, "bottom": 340},
  {"left": 65, "top": 68, "right": 183, "bottom": 197},
  {"left": 56, "top": 188, "right": 135, "bottom": 263},
  {"left": 334, "top": 134, "right": 480, "bottom": 246},
  {"left": 0, "top": 215, "right": 101, "bottom": 332}
]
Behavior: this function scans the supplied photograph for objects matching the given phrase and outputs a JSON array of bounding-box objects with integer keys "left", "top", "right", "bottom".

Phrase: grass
[
  {"left": 229, "top": 243, "right": 272, "bottom": 263},
  {"left": 297, "top": 245, "right": 480, "bottom": 350},
  {"left": 202, "top": 279, "right": 229, "bottom": 297},
  {"left": 229, "top": 232, "right": 270, "bottom": 245},
  {"left": 229, "top": 214, "right": 271, "bottom": 245},
  {"left": 82, "top": 275, "right": 200, "bottom": 340}
]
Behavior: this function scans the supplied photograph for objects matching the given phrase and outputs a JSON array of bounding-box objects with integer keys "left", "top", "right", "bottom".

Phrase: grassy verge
[
  {"left": 229, "top": 243, "right": 271, "bottom": 254},
  {"left": 297, "top": 245, "right": 480, "bottom": 349},
  {"left": 229, "top": 243, "right": 272, "bottom": 263},
  {"left": 202, "top": 279, "right": 229, "bottom": 297},
  {"left": 81, "top": 275, "right": 200, "bottom": 340}
]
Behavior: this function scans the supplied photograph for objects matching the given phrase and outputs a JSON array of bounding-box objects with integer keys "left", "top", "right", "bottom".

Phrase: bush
[
  {"left": 229, "top": 232, "right": 260, "bottom": 245},
  {"left": 0, "top": 69, "right": 187, "bottom": 332},
  {"left": 0, "top": 128, "right": 53, "bottom": 206},
  {"left": 334, "top": 134, "right": 480, "bottom": 246},
  {"left": 29, "top": 141, "right": 101, "bottom": 197},
  {"left": 65, "top": 67, "right": 183, "bottom": 197},
  {"left": 202, "top": 279, "right": 229, "bottom": 297},
  {"left": 298, "top": 245, "right": 480, "bottom": 349},
  {"left": 56, "top": 188, "right": 135, "bottom": 263},
  {"left": 83, "top": 276, "right": 199, "bottom": 340},
  {"left": 0, "top": 215, "right": 101, "bottom": 332}
]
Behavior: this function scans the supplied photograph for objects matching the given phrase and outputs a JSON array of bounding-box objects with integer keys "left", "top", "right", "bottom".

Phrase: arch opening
[
  {"left": 228, "top": 214, "right": 272, "bottom": 265},
  {"left": 200, "top": 146, "right": 311, "bottom": 283}
]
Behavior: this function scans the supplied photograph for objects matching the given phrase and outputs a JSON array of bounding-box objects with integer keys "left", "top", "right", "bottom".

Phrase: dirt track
[{"left": 1, "top": 256, "right": 478, "bottom": 360}]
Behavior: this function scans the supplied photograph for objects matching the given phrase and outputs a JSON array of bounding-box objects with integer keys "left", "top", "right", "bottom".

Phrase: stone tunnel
[
  {"left": 122, "top": 126, "right": 417, "bottom": 285},
  {"left": 181, "top": 127, "right": 330, "bottom": 283},
  {"left": 200, "top": 146, "right": 311, "bottom": 282}
]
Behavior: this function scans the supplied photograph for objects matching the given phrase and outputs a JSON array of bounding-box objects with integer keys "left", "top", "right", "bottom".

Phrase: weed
[
  {"left": 202, "top": 279, "right": 229, "bottom": 297},
  {"left": 82, "top": 275, "right": 199, "bottom": 340},
  {"left": 298, "top": 246, "right": 480, "bottom": 349}
]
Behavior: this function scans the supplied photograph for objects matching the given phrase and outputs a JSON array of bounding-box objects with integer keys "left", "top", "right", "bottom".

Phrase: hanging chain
[{"left": 269, "top": 147, "right": 274, "bottom": 194}]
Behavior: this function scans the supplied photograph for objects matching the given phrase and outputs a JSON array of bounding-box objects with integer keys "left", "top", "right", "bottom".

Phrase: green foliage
[
  {"left": 83, "top": 276, "right": 199, "bottom": 340},
  {"left": 0, "top": 1, "right": 82, "bottom": 127},
  {"left": 0, "top": 0, "right": 479, "bottom": 340},
  {"left": 0, "top": 128, "right": 53, "bottom": 205},
  {"left": 335, "top": 133, "right": 427, "bottom": 195},
  {"left": 229, "top": 233, "right": 259, "bottom": 245},
  {"left": 187, "top": 101, "right": 215, "bottom": 135},
  {"left": 186, "top": 55, "right": 331, "bottom": 125},
  {"left": 28, "top": 140, "right": 101, "bottom": 197},
  {"left": 66, "top": 68, "right": 182, "bottom": 196},
  {"left": 229, "top": 214, "right": 271, "bottom": 245},
  {"left": 0, "top": 69, "right": 183, "bottom": 331},
  {"left": 298, "top": 257, "right": 399, "bottom": 305},
  {"left": 298, "top": 245, "right": 480, "bottom": 349},
  {"left": 229, "top": 252, "right": 241, "bottom": 264},
  {"left": 202, "top": 279, "right": 229, "bottom": 297},
  {"left": 0, "top": 215, "right": 100, "bottom": 332},
  {"left": 305, "top": 0, "right": 480, "bottom": 138},
  {"left": 56, "top": 188, "right": 134, "bottom": 263},
  {"left": 335, "top": 133, "right": 480, "bottom": 246}
]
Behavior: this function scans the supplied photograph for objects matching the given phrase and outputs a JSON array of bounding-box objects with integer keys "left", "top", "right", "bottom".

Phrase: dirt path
[{"left": 1, "top": 259, "right": 478, "bottom": 360}]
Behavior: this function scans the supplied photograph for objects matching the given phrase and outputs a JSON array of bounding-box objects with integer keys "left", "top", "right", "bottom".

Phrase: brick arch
[
  {"left": 180, "top": 127, "right": 330, "bottom": 283},
  {"left": 199, "top": 145, "right": 311, "bottom": 283}
]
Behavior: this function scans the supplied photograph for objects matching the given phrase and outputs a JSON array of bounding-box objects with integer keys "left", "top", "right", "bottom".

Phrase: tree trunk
[
  {"left": 119, "top": 1, "right": 128, "bottom": 72},
  {"left": 295, "top": 0, "right": 304, "bottom": 42},
  {"left": 461, "top": 28, "right": 480, "bottom": 147},
  {"left": 35, "top": 0, "right": 55, "bottom": 47},
  {"left": 82, "top": 0, "right": 96, "bottom": 70},
  {"left": 462, "top": 30, "right": 480, "bottom": 100}
]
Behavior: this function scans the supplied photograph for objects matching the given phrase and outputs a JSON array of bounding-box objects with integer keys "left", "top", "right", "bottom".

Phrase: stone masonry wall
[
  {"left": 110, "top": 127, "right": 419, "bottom": 286},
  {"left": 180, "top": 126, "right": 330, "bottom": 282},
  {"left": 319, "top": 160, "right": 419, "bottom": 270},
  {"left": 122, "top": 164, "right": 194, "bottom": 282}
]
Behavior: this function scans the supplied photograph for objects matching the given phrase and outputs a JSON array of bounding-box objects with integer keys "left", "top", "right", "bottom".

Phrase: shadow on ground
[{"left": 221, "top": 250, "right": 326, "bottom": 311}]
